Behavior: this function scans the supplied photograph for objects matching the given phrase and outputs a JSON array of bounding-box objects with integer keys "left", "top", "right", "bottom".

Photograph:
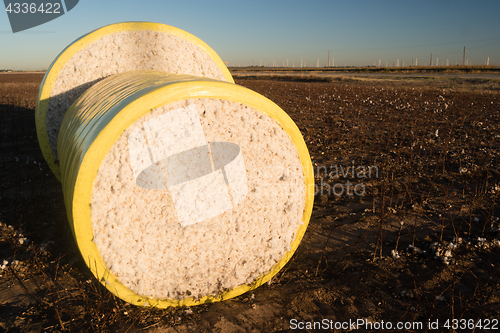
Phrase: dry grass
[
  {"left": 0, "top": 74, "right": 41, "bottom": 108},
  {"left": 232, "top": 72, "right": 500, "bottom": 93}
]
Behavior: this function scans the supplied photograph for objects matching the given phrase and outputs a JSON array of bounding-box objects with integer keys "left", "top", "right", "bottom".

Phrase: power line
[
  {"left": 433, "top": 40, "right": 500, "bottom": 57},
  {"left": 244, "top": 37, "right": 500, "bottom": 65},
  {"left": 334, "top": 37, "right": 500, "bottom": 52}
]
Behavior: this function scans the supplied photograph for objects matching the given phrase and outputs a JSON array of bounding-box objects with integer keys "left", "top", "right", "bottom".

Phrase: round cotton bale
[
  {"left": 58, "top": 70, "right": 314, "bottom": 307},
  {"left": 36, "top": 22, "right": 233, "bottom": 180}
]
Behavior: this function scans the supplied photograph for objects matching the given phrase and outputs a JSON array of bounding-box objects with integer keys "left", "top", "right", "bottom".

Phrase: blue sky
[{"left": 1, "top": 0, "right": 499, "bottom": 70}]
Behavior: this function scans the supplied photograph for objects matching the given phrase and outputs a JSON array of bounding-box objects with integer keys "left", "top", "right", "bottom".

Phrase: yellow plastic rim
[
  {"left": 35, "top": 22, "right": 234, "bottom": 181},
  {"left": 62, "top": 74, "right": 314, "bottom": 308}
]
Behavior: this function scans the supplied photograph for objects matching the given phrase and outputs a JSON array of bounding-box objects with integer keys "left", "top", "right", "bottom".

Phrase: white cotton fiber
[
  {"left": 46, "top": 31, "right": 228, "bottom": 161},
  {"left": 90, "top": 98, "right": 306, "bottom": 299}
]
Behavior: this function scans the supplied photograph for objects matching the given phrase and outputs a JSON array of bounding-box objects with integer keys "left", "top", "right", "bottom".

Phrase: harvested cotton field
[{"left": 1, "top": 71, "right": 500, "bottom": 332}]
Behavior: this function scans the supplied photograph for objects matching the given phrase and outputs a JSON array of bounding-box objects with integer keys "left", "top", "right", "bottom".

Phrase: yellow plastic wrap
[
  {"left": 58, "top": 70, "right": 314, "bottom": 307},
  {"left": 36, "top": 22, "right": 234, "bottom": 180}
]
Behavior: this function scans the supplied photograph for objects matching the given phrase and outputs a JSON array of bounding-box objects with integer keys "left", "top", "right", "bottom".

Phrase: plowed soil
[{"left": 1, "top": 72, "right": 499, "bottom": 332}]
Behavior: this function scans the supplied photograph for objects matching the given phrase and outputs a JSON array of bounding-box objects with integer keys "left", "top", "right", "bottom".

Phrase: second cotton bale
[{"left": 36, "top": 22, "right": 233, "bottom": 180}]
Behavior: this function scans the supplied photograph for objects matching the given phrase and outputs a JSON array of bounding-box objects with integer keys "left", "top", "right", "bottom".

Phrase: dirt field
[{"left": 1, "top": 73, "right": 499, "bottom": 332}]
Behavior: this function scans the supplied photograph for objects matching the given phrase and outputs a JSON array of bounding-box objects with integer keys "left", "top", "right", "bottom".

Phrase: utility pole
[
  {"left": 430, "top": 53, "right": 432, "bottom": 67},
  {"left": 328, "top": 50, "right": 330, "bottom": 67},
  {"left": 463, "top": 46, "right": 466, "bottom": 66}
]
